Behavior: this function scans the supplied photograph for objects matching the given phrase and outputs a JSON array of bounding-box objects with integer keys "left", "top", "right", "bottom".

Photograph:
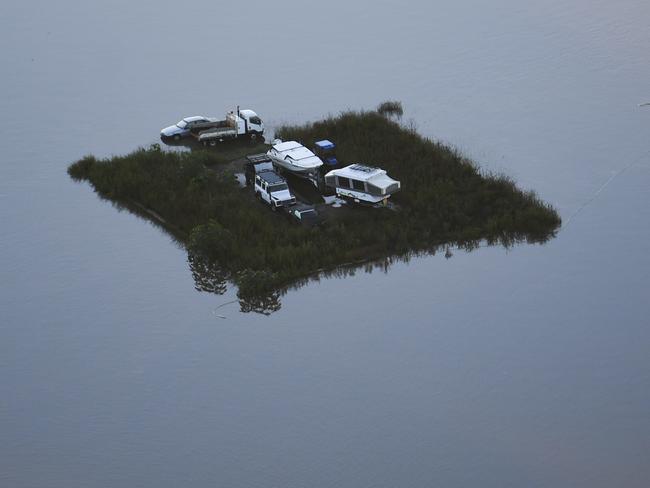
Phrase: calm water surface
[{"left": 1, "top": 1, "right": 649, "bottom": 486}]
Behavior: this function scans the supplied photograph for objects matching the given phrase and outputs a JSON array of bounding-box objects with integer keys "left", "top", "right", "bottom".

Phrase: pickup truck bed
[
  {"left": 190, "top": 119, "right": 231, "bottom": 132},
  {"left": 195, "top": 127, "right": 237, "bottom": 141}
]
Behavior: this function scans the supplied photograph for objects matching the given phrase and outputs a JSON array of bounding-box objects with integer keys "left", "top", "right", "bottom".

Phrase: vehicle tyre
[
  {"left": 209, "top": 140, "right": 217, "bottom": 147},
  {"left": 250, "top": 133, "right": 258, "bottom": 141},
  {"left": 173, "top": 134, "right": 181, "bottom": 141}
]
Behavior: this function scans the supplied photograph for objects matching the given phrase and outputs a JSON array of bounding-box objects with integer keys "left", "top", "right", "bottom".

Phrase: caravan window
[
  {"left": 324, "top": 174, "right": 336, "bottom": 187},
  {"left": 352, "top": 179, "right": 365, "bottom": 191},
  {"left": 366, "top": 183, "right": 383, "bottom": 196},
  {"left": 337, "top": 176, "right": 350, "bottom": 188}
]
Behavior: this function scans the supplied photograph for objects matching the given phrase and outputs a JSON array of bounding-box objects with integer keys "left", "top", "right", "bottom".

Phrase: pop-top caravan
[{"left": 324, "top": 164, "right": 400, "bottom": 204}]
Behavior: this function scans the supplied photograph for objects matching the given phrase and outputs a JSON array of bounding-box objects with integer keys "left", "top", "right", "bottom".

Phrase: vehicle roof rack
[{"left": 349, "top": 164, "right": 377, "bottom": 173}]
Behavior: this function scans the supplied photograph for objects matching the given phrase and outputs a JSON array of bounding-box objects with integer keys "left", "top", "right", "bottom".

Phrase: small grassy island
[{"left": 69, "top": 106, "right": 561, "bottom": 313}]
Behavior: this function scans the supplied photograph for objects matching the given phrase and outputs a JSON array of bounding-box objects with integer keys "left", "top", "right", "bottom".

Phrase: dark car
[{"left": 287, "top": 204, "right": 323, "bottom": 227}]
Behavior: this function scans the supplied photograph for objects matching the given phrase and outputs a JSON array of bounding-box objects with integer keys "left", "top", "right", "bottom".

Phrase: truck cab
[
  {"left": 254, "top": 170, "right": 296, "bottom": 210},
  {"left": 238, "top": 109, "right": 264, "bottom": 138}
]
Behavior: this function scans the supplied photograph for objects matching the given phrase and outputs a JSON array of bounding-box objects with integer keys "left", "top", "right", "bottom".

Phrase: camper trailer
[{"left": 324, "top": 164, "right": 400, "bottom": 204}]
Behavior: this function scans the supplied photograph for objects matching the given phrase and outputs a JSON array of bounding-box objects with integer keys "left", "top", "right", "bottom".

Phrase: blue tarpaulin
[{"left": 315, "top": 140, "right": 335, "bottom": 150}]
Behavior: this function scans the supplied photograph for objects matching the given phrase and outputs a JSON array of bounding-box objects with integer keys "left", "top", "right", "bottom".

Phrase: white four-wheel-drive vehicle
[
  {"left": 254, "top": 170, "right": 296, "bottom": 210},
  {"left": 160, "top": 108, "right": 264, "bottom": 144}
]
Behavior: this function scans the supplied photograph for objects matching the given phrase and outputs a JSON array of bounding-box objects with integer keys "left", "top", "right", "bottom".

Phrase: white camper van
[{"left": 324, "top": 164, "right": 400, "bottom": 204}]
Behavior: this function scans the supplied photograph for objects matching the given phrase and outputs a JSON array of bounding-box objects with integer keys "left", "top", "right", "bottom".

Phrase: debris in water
[
  {"left": 323, "top": 195, "right": 346, "bottom": 207},
  {"left": 234, "top": 173, "right": 246, "bottom": 187},
  {"left": 212, "top": 299, "right": 239, "bottom": 319}
]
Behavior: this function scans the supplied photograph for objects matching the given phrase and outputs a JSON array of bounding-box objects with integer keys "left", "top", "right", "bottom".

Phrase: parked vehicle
[
  {"left": 287, "top": 204, "right": 322, "bottom": 227},
  {"left": 244, "top": 154, "right": 274, "bottom": 186},
  {"left": 192, "top": 108, "right": 264, "bottom": 145},
  {"left": 160, "top": 116, "right": 216, "bottom": 141},
  {"left": 267, "top": 141, "right": 323, "bottom": 183},
  {"left": 160, "top": 108, "right": 264, "bottom": 144},
  {"left": 324, "top": 164, "right": 401, "bottom": 204},
  {"left": 254, "top": 170, "right": 296, "bottom": 210},
  {"left": 313, "top": 140, "right": 339, "bottom": 167}
]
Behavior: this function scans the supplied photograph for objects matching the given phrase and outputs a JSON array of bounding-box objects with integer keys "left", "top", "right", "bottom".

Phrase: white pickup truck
[
  {"left": 191, "top": 108, "right": 264, "bottom": 145},
  {"left": 254, "top": 170, "right": 296, "bottom": 210},
  {"left": 160, "top": 108, "right": 264, "bottom": 144}
]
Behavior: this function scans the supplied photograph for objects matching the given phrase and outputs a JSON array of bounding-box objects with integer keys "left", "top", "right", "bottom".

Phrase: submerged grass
[
  {"left": 68, "top": 109, "right": 561, "bottom": 301},
  {"left": 277, "top": 111, "right": 560, "bottom": 244}
]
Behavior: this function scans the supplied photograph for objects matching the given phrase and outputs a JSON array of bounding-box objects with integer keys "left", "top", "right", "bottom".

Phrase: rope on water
[
  {"left": 211, "top": 299, "right": 239, "bottom": 319},
  {"left": 564, "top": 148, "right": 650, "bottom": 227}
]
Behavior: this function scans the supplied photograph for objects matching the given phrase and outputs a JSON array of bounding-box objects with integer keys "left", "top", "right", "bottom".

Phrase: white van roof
[{"left": 326, "top": 164, "right": 400, "bottom": 190}]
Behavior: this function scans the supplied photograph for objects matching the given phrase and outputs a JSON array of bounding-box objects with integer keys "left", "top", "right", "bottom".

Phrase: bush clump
[{"left": 377, "top": 100, "right": 404, "bottom": 119}]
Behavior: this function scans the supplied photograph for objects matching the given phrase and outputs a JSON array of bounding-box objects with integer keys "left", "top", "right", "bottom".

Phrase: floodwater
[{"left": 2, "top": 0, "right": 649, "bottom": 486}]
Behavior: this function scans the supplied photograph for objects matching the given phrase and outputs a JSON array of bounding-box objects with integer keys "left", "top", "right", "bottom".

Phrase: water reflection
[
  {"left": 238, "top": 292, "right": 282, "bottom": 315},
  {"left": 188, "top": 253, "right": 281, "bottom": 315},
  {"left": 188, "top": 253, "right": 228, "bottom": 295},
  {"left": 186, "top": 235, "right": 551, "bottom": 315}
]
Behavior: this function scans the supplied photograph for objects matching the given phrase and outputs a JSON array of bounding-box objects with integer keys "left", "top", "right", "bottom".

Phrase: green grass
[
  {"left": 68, "top": 109, "right": 561, "bottom": 308},
  {"left": 277, "top": 111, "right": 561, "bottom": 245}
]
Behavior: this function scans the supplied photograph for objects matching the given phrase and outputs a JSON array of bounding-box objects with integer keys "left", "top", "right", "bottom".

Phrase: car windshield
[
  {"left": 269, "top": 183, "right": 288, "bottom": 192},
  {"left": 176, "top": 120, "right": 188, "bottom": 129}
]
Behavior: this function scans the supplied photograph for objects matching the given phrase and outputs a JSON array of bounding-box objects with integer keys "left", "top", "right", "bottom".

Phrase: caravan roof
[
  {"left": 331, "top": 164, "right": 384, "bottom": 181},
  {"left": 325, "top": 164, "right": 401, "bottom": 192}
]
